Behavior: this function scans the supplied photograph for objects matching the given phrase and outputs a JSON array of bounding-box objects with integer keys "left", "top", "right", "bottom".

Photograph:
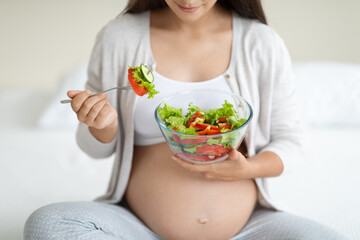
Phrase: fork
[{"left": 60, "top": 86, "right": 133, "bottom": 104}]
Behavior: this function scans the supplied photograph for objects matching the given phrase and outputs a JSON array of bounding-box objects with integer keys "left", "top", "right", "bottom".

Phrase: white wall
[
  {"left": 0, "top": 0, "right": 359, "bottom": 90},
  {"left": 263, "top": 0, "right": 360, "bottom": 63},
  {"left": 0, "top": 0, "right": 126, "bottom": 90}
]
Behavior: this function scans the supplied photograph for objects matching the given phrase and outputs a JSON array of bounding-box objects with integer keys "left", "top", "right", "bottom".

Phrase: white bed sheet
[
  {"left": 268, "top": 129, "right": 360, "bottom": 240},
  {"left": 0, "top": 87, "right": 113, "bottom": 240},
  {"left": 2, "top": 127, "right": 359, "bottom": 240},
  {"left": 0, "top": 128, "right": 113, "bottom": 240}
]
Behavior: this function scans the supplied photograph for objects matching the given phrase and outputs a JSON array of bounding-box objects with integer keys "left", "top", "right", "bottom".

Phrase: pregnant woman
[{"left": 24, "top": 0, "right": 346, "bottom": 239}]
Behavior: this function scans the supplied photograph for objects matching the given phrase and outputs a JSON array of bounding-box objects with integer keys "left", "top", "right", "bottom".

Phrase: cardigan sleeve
[
  {"left": 75, "top": 26, "right": 117, "bottom": 159},
  {"left": 257, "top": 30, "right": 303, "bottom": 175}
]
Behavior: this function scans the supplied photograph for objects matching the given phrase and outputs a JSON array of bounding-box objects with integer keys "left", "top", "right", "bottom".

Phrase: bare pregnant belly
[{"left": 125, "top": 143, "right": 257, "bottom": 240}]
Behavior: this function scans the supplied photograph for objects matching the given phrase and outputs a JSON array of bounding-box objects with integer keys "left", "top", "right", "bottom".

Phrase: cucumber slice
[{"left": 140, "top": 64, "right": 154, "bottom": 83}]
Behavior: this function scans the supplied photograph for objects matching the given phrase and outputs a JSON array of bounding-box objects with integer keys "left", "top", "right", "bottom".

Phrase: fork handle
[
  {"left": 60, "top": 99, "right": 73, "bottom": 104},
  {"left": 60, "top": 86, "right": 132, "bottom": 104}
]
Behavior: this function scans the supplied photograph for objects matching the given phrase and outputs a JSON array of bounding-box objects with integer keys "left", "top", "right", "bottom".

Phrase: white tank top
[{"left": 134, "top": 70, "right": 233, "bottom": 146}]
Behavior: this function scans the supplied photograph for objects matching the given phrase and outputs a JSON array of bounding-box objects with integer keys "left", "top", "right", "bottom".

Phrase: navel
[{"left": 197, "top": 217, "right": 209, "bottom": 224}]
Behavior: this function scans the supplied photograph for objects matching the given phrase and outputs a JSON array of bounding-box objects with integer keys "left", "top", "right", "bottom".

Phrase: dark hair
[{"left": 123, "top": 0, "right": 267, "bottom": 25}]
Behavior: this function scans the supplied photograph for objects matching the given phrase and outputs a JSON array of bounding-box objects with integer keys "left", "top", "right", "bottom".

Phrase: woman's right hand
[{"left": 67, "top": 90, "right": 118, "bottom": 143}]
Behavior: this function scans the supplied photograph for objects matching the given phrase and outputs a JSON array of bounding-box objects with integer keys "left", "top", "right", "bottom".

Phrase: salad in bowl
[{"left": 155, "top": 89, "right": 253, "bottom": 164}]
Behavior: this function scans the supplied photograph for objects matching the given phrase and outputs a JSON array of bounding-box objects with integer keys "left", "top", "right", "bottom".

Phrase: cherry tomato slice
[
  {"left": 196, "top": 144, "right": 230, "bottom": 156},
  {"left": 172, "top": 134, "right": 207, "bottom": 144},
  {"left": 128, "top": 69, "right": 148, "bottom": 96}
]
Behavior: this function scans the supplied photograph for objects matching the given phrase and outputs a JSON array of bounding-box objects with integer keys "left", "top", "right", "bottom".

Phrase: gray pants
[{"left": 24, "top": 201, "right": 347, "bottom": 240}]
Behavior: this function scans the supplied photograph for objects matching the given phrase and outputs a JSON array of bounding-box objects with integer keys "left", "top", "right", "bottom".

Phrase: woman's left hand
[{"left": 171, "top": 150, "right": 254, "bottom": 181}]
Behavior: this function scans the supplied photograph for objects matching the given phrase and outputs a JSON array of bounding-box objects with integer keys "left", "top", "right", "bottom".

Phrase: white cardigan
[{"left": 76, "top": 11, "right": 302, "bottom": 209}]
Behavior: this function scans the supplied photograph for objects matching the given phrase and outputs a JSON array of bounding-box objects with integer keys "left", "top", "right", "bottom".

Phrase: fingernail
[{"left": 171, "top": 156, "right": 177, "bottom": 161}]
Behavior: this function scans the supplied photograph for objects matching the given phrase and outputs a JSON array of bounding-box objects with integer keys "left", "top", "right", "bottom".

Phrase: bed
[{"left": 0, "top": 61, "right": 359, "bottom": 240}]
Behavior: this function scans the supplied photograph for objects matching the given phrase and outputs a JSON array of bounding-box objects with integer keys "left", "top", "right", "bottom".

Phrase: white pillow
[
  {"left": 293, "top": 61, "right": 360, "bottom": 128},
  {"left": 0, "top": 88, "right": 52, "bottom": 129},
  {"left": 38, "top": 62, "right": 88, "bottom": 130}
]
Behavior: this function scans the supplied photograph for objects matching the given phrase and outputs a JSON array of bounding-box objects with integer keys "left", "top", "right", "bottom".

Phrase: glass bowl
[{"left": 154, "top": 89, "right": 253, "bottom": 164}]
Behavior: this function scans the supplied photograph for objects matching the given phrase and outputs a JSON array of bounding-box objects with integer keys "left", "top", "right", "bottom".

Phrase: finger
[
  {"left": 172, "top": 155, "right": 211, "bottom": 172},
  {"left": 93, "top": 102, "right": 117, "bottom": 129},
  {"left": 85, "top": 98, "right": 109, "bottom": 125},
  {"left": 229, "top": 149, "right": 239, "bottom": 159},
  {"left": 77, "top": 93, "right": 108, "bottom": 121},
  {"left": 67, "top": 90, "right": 82, "bottom": 99},
  {"left": 229, "top": 149, "right": 246, "bottom": 161},
  {"left": 70, "top": 90, "right": 92, "bottom": 113}
]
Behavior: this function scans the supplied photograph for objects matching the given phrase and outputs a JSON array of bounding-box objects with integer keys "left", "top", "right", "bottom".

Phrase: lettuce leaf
[
  {"left": 177, "top": 126, "right": 197, "bottom": 135},
  {"left": 204, "top": 100, "right": 239, "bottom": 125},
  {"left": 206, "top": 130, "right": 243, "bottom": 149},
  {"left": 227, "top": 116, "right": 247, "bottom": 130},
  {"left": 165, "top": 116, "right": 184, "bottom": 128},
  {"left": 184, "top": 102, "right": 201, "bottom": 123},
  {"left": 183, "top": 146, "right": 197, "bottom": 153},
  {"left": 158, "top": 103, "right": 183, "bottom": 121}
]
